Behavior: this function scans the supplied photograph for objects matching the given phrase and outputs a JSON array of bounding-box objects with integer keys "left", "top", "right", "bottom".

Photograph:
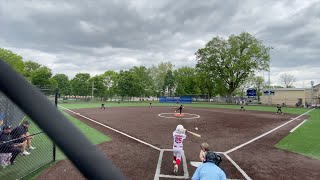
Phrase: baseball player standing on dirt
[
  {"left": 276, "top": 104, "right": 283, "bottom": 114},
  {"left": 101, "top": 103, "right": 105, "bottom": 110},
  {"left": 172, "top": 124, "right": 186, "bottom": 174},
  {"left": 175, "top": 105, "right": 183, "bottom": 114}
]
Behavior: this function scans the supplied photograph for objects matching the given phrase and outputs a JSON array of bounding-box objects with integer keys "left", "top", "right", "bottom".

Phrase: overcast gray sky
[{"left": 1, "top": 0, "right": 319, "bottom": 87}]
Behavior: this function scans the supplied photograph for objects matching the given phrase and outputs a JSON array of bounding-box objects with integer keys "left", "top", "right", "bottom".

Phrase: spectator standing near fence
[
  {"left": 0, "top": 125, "right": 22, "bottom": 164},
  {"left": 11, "top": 120, "right": 35, "bottom": 155}
]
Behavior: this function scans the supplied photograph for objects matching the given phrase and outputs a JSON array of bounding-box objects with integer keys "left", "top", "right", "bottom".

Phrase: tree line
[{"left": 0, "top": 32, "right": 297, "bottom": 102}]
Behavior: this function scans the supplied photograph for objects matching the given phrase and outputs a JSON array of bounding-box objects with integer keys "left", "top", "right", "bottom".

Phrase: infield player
[
  {"left": 101, "top": 103, "right": 105, "bottom": 110},
  {"left": 149, "top": 102, "right": 152, "bottom": 108},
  {"left": 276, "top": 104, "right": 283, "bottom": 115},
  {"left": 240, "top": 106, "right": 245, "bottom": 111},
  {"left": 175, "top": 105, "right": 184, "bottom": 114},
  {"left": 172, "top": 124, "right": 187, "bottom": 173}
]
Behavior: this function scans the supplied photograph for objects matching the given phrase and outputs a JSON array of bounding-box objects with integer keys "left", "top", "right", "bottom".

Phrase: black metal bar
[
  {"left": 0, "top": 59, "right": 126, "bottom": 180},
  {"left": 0, "top": 131, "right": 43, "bottom": 145},
  {"left": 53, "top": 88, "right": 58, "bottom": 162}
]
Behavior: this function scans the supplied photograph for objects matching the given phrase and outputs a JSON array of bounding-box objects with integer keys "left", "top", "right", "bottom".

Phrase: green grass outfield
[
  {"left": 276, "top": 109, "right": 320, "bottom": 159},
  {"left": 19, "top": 112, "right": 110, "bottom": 180},
  {"left": 60, "top": 101, "right": 320, "bottom": 160}
]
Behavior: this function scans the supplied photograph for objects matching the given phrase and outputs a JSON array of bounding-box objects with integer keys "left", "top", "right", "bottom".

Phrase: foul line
[
  {"left": 59, "top": 105, "right": 161, "bottom": 151},
  {"left": 154, "top": 150, "right": 164, "bottom": 180},
  {"left": 225, "top": 108, "right": 315, "bottom": 154},
  {"left": 224, "top": 154, "right": 252, "bottom": 180},
  {"left": 290, "top": 119, "right": 307, "bottom": 133}
]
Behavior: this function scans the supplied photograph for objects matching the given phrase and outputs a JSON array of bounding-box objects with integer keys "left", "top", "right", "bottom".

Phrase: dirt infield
[{"left": 37, "top": 106, "right": 320, "bottom": 180}]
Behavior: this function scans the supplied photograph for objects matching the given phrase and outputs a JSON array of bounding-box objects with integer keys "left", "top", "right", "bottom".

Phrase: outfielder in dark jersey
[
  {"left": 101, "top": 103, "right": 105, "bottom": 110},
  {"left": 276, "top": 104, "right": 283, "bottom": 114},
  {"left": 240, "top": 106, "right": 245, "bottom": 111}
]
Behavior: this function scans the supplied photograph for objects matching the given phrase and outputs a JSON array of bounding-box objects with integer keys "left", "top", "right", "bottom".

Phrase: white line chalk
[
  {"left": 224, "top": 154, "right": 252, "bottom": 180},
  {"left": 59, "top": 105, "right": 161, "bottom": 151},
  {"left": 225, "top": 108, "right": 315, "bottom": 154},
  {"left": 154, "top": 150, "right": 164, "bottom": 180},
  {"left": 290, "top": 119, "right": 307, "bottom": 133}
]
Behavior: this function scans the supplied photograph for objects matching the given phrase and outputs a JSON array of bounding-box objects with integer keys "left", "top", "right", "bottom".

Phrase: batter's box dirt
[
  {"left": 158, "top": 150, "right": 244, "bottom": 180},
  {"left": 159, "top": 150, "right": 188, "bottom": 177}
]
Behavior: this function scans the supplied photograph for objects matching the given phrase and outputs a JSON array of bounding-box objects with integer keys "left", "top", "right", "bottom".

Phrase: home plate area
[
  {"left": 155, "top": 149, "right": 243, "bottom": 180},
  {"left": 155, "top": 149, "right": 189, "bottom": 180}
]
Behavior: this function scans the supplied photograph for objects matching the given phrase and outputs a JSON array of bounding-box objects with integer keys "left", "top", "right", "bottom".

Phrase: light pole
[
  {"left": 268, "top": 61, "right": 271, "bottom": 105},
  {"left": 311, "top": 81, "right": 314, "bottom": 106}
]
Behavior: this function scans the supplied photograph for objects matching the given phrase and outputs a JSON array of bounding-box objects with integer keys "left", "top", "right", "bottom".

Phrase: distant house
[{"left": 261, "top": 83, "right": 320, "bottom": 107}]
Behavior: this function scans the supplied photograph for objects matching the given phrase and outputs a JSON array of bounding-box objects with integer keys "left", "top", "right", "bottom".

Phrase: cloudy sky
[{"left": 0, "top": 0, "right": 319, "bottom": 87}]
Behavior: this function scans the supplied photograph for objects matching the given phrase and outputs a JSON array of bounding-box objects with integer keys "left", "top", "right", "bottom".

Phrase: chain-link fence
[{"left": 0, "top": 90, "right": 56, "bottom": 180}]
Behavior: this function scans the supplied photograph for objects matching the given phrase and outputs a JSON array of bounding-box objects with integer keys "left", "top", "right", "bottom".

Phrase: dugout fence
[
  {"left": 0, "top": 59, "right": 125, "bottom": 180},
  {"left": 0, "top": 89, "right": 57, "bottom": 179}
]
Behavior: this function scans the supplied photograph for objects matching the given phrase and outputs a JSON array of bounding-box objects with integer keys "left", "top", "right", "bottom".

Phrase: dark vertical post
[{"left": 53, "top": 88, "right": 58, "bottom": 162}]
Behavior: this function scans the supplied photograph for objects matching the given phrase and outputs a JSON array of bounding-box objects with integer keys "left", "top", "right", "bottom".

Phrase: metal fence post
[{"left": 53, "top": 88, "right": 58, "bottom": 162}]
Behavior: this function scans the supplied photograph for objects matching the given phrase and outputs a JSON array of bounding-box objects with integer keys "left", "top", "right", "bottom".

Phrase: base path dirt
[{"left": 37, "top": 106, "right": 320, "bottom": 180}]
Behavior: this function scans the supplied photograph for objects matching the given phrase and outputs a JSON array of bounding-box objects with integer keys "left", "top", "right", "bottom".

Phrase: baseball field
[{"left": 35, "top": 102, "right": 320, "bottom": 180}]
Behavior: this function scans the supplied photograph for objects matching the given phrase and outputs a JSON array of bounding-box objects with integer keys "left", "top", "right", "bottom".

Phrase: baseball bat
[{"left": 186, "top": 130, "right": 201, "bottom": 138}]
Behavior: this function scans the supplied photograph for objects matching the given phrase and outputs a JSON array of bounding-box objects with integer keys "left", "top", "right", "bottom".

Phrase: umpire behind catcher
[{"left": 192, "top": 151, "right": 227, "bottom": 180}]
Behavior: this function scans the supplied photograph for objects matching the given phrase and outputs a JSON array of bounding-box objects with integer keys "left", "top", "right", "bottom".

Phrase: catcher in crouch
[{"left": 172, "top": 124, "right": 187, "bottom": 174}]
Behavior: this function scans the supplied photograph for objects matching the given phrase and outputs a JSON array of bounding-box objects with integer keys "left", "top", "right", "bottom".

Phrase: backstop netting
[{"left": 0, "top": 89, "right": 56, "bottom": 180}]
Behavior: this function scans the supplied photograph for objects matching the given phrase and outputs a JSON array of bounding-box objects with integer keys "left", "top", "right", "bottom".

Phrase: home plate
[{"left": 190, "top": 161, "right": 202, "bottom": 167}]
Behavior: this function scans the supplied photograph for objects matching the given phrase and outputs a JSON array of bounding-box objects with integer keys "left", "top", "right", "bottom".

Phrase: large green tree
[
  {"left": 129, "top": 66, "right": 154, "bottom": 97},
  {"left": 196, "top": 32, "right": 271, "bottom": 102},
  {"left": 163, "top": 70, "right": 175, "bottom": 96},
  {"left": 52, "top": 74, "right": 71, "bottom": 95},
  {"left": 116, "top": 70, "right": 136, "bottom": 100},
  {"left": 23, "top": 60, "right": 41, "bottom": 80},
  {"left": 149, "top": 62, "right": 174, "bottom": 96},
  {"left": 0, "top": 48, "right": 25, "bottom": 74},
  {"left": 30, "top": 66, "right": 55, "bottom": 88},
  {"left": 89, "top": 75, "right": 106, "bottom": 98},
  {"left": 251, "top": 76, "right": 265, "bottom": 102},
  {"left": 194, "top": 70, "right": 220, "bottom": 99},
  {"left": 70, "top": 73, "right": 91, "bottom": 96},
  {"left": 174, "top": 67, "right": 197, "bottom": 95},
  {"left": 102, "top": 70, "right": 118, "bottom": 100}
]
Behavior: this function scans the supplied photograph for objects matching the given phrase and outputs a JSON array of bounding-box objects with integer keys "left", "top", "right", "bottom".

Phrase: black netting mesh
[{"left": 0, "top": 90, "right": 55, "bottom": 180}]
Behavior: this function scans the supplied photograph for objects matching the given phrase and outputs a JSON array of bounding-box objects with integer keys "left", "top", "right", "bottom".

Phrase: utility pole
[
  {"left": 268, "top": 62, "right": 271, "bottom": 105},
  {"left": 311, "top": 81, "right": 314, "bottom": 106},
  {"left": 92, "top": 81, "right": 94, "bottom": 98}
]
